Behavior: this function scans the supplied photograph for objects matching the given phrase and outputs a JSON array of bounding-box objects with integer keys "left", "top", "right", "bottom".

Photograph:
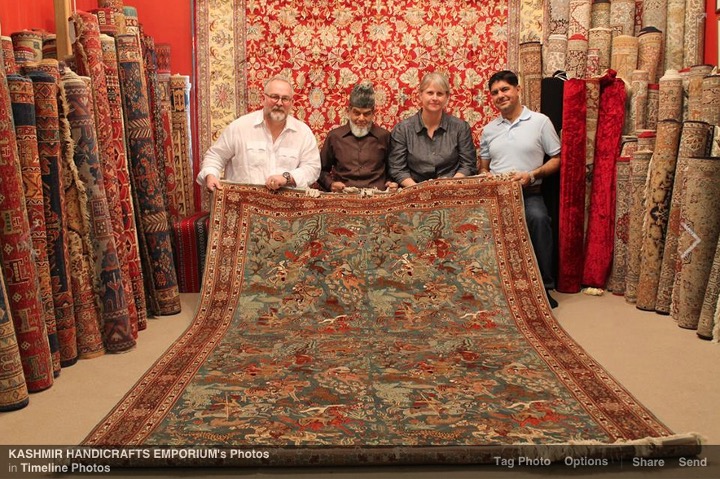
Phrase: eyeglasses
[{"left": 265, "top": 93, "right": 293, "bottom": 104}]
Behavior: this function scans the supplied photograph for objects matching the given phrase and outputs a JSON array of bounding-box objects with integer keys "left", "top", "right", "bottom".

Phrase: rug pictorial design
[{"left": 84, "top": 179, "right": 696, "bottom": 464}]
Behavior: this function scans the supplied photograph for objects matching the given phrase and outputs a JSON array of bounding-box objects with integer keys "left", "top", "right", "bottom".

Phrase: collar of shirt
[
  {"left": 412, "top": 110, "right": 449, "bottom": 135},
  {"left": 496, "top": 105, "right": 531, "bottom": 127}
]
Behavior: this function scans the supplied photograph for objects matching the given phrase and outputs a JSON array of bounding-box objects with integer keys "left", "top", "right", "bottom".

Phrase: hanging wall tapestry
[
  {"left": 195, "top": 0, "right": 519, "bottom": 159},
  {"left": 84, "top": 179, "right": 699, "bottom": 466}
]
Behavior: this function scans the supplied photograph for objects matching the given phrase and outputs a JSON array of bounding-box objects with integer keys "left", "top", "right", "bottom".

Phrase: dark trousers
[{"left": 524, "top": 193, "right": 555, "bottom": 290}]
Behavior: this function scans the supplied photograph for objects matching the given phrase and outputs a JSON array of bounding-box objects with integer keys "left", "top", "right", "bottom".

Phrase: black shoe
[{"left": 546, "top": 290, "right": 558, "bottom": 309}]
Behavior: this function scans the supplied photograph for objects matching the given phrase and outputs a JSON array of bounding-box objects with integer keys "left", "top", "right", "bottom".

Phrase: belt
[{"left": 523, "top": 184, "right": 542, "bottom": 195}]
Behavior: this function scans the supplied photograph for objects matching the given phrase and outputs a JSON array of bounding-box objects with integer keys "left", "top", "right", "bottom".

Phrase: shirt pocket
[
  {"left": 245, "top": 141, "right": 268, "bottom": 167},
  {"left": 277, "top": 147, "right": 299, "bottom": 169}
]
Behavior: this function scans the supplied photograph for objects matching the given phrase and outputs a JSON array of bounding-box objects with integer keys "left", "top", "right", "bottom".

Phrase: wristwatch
[
  {"left": 528, "top": 172, "right": 537, "bottom": 185},
  {"left": 282, "top": 171, "right": 293, "bottom": 186}
]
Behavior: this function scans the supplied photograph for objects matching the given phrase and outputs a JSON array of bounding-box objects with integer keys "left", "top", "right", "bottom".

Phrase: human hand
[
  {"left": 330, "top": 181, "right": 346, "bottom": 192},
  {"left": 206, "top": 175, "right": 222, "bottom": 192},
  {"left": 266, "top": 174, "right": 287, "bottom": 191},
  {"left": 385, "top": 181, "right": 399, "bottom": 192},
  {"left": 511, "top": 171, "right": 533, "bottom": 187}
]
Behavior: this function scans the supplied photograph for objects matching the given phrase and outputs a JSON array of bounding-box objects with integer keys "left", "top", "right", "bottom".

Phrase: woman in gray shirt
[{"left": 388, "top": 72, "right": 477, "bottom": 187}]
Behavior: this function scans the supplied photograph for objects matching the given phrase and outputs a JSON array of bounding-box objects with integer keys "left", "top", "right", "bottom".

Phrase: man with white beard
[
  {"left": 319, "top": 83, "right": 397, "bottom": 192},
  {"left": 197, "top": 75, "right": 320, "bottom": 192}
]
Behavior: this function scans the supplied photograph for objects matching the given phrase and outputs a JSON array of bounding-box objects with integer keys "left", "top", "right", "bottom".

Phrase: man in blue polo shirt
[{"left": 479, "top": 70, "right": 561, "bottom": 308}]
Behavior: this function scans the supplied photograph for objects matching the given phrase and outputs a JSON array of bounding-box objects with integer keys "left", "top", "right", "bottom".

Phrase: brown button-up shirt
[{"left": 319, "top": 123, "right": 391, "bottom": 191}]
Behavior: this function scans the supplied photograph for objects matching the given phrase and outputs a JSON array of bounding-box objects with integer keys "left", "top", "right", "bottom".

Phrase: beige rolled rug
[
  {"left": 609, "top": 0, "right": 636, "bottom": 37},
  {"left": 629, "top": 70, "right": 649, "bottom": 134},
  {"left": 663, "top": 0, "right": 685, "bottom": 72},
  {"left": 697, "top": 232, "right": 720, "bottom": 340},
  {"left": 637, "top": 26, "right": 663, "bottom": 84},
  {"left": 543, "top": 34, "right": 568, "bottom": 78},
  {"left": 591, "top": 0, "right": 611, "bottom": 29},
  {"left": 672, "top": 157, "right": 720, "bottom": 330},
  {"left": 587, "top": 27, "right": 612, "bottom": 77},
  {"left": 547, "top": 0, "right": 571, "bottom": 36},
  {"left": 700, "top": 75, "right": 720, "bottom": 127},
  {"left": 655, "top": 121, "right": 714, "bottom": 314},
  {"left": 518, "top": 41, "right": 542, "bottom": 112},
  {"left": 611, "top": 34, "right": 638, "bottom": 81},
  {"left": 625, "top": 149, "right": 653, "bottom": 303},
  {"left": 636, "top": 129, "right": 657, "bottom": 152},
  {"left": 606, "top": 155, "right": 632, "bottom": 294},
  {"left": 685, "top": 65, "right": 714, "bottom": 121},
  {"left": 646, "top": 84, "right": 659, "bottom": 130},
  {"left": 682, "top": 0, "right": 705, "bottom": 68},
  {"left": 635, "top": 119, "right": 682, "bottom": 311},
  {"left": 658, "top": 69, "right": 683, "bottom": 121}
]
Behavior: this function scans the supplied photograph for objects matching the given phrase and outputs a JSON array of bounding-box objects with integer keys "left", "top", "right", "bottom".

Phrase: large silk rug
[{"left": 83, "top": 179, "right": 699, "bottom": 465}]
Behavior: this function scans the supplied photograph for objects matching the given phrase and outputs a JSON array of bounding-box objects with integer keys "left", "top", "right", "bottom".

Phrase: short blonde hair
[{"left": 419, "top": 72, "right": 450, "bottom": 95}]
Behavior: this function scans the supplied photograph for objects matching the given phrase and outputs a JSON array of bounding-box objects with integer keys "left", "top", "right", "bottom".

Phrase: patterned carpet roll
[
  {"left": 645, "top": 84, "right": 659, "bottom": 130},
  {"left": 518, "top": 42, "right": 542, "bottom": 112},
  {"left": 557, "top": 79, "right": 587, "bottom": 293},
  {"left": 698, "top": 234, "right": 720, "bottom": 340},
  {"left": 519, "top": 0, "right": 543, "bottom": 42},
  {"left": 156, "top": 43, "right": 171, "bottom": 74},
  {"left": 635, "top": 119, "right": 682, "bottom": 311},
  {"left": 41, "top": 34, "right": 56, "bottom": 59},
  {"left": 63, "top": 71, "right": 136, "bottom": 353},
  {"left": 72, "top": 11, "right": 139, "bottom": 336},
  {"left": 637, "top": 26, "right": 663, "bottom": 84},
  {"left": 642, "top": 0, "right": 667, "bottom": 35},
  {"left": 714, "top": 127, "right": 720, "bottom": 157},
  {"left": 685, "top": 65, "right": 714, "bottom": 123},
  {"left": 173, "top": 211, "right": 211, "bottom": 293},
  {"left": 0, "top": 271, "right": 29, "bottom": 411},
  {"left": 10, "top": 30, "right": 42, "bottom": 64},
  {"left": 672, "top": 157, "right": 720, "bottom": 330},
  {"left": 584, "top": 78, "right": 601, "bottom": 235},
  {"left": 21, "top": 61, "right": 83, "bottom": 365},
  {"left": 590, "top": 0, "right": 611, "bottom": 29},
  {"left": 96, "top": 0, "right": 127, "bottom": 35},
  {"left": 663, "top": 0, "right": 685, "bottom": 72},
  {"left": 123, "top": 6, "right": 139, "bottom": 38},
  {"left": 565, "top": 34, "right": 588, "bottom": 79},
  {"left": 636, "top": 129, "right": 656, "bottom": 152},
  {"left": 658, "top": 69, "right": 683, "bottom": 121},
  {"left": 611, "top": 35, "right": 638, "bottom": 81},
  {"left": 157, "top": 72, "right": 179, "bottom": 222},
  {"left": 543, "top": 34, "right": 568, "bottom": 78},
  {"left": 587, "top": 27, "right": 611, "bottom": 77},
  {"left": 116, "top": 34, "right": 181, "bottom": 316},
  {"left": 629, "top": 70, "right": 649, "bottom": 134},
  {"left": 568, "top": 0, "right": 592, "bottom": 40},
  {"left": 91, "top": 8, "right": 117, "bottom": 36},
  {"left": 99, "top": 34, "right": 147, "bottom": 331},
  {"left": 606, "top": 155, "right": 632, "bottom": 294},
  {"left": 682, "top": 0, "right": 705, "bottom": 68},
  {"left": 1, "top": 36, "right": 17, "bottom": 74},
  {"left": 0, "top": 60, "right": 53, "bottom": 393},
  {"left": 583, "top": 72, "right": 626, "bottom": 288},
  {"left": 170, "top": 74, "right": 195, "bottom": 217},
  {"left": 609, "top": 0, "right": 636, "bottom": 37},
  {"left": 700, "top": 75, "right": 720, "bottom": 127},
  {"left": 8, "top": 74, "right": 60, "bottom": 376},
  {"left": 655, "top": 121, "right": 713, "bottom": 314},
  {"left": 547, "top": 0, "right": 570, "bottom": 35},
  {"left": 625, "top": 149, "right": 653, "bottom": 303}
]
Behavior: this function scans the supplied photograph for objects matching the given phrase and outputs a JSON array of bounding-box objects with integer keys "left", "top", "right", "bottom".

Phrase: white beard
[
  {"left": 269, "top": 109, "right": 287, "bottom": 122},
  {"left": 349, "top": 122, "right": 370, "bottom": 138}
]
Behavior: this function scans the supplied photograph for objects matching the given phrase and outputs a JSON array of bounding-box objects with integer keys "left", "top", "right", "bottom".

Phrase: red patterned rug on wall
[
  {"left": 82, "top": 179, "right": 699, "bottom": 465},
  {"left": 194, "top": 0, "right": 519, "bottom": 160}
]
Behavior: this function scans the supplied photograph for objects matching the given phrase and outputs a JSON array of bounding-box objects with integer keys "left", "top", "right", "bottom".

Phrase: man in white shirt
[
  {"left": 197, "top": 76, "right": 320, "bottom": 192},
  {"left": 480, "top": 70, "right": 561, "bottom": 308}
]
